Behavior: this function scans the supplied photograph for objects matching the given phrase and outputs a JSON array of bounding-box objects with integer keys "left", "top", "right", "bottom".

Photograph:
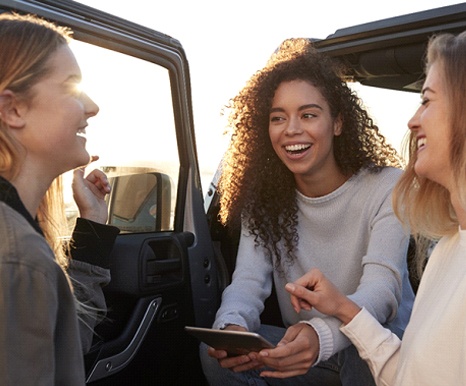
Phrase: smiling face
[
  {"left": 268, "top": 80, "right": 344, "bottom": 196},
  {"left": 17, "top": 44, "right": 99, "bottom": 178},
  {"left": 408, "top": 62, "right": 452, "bottom": 189}
]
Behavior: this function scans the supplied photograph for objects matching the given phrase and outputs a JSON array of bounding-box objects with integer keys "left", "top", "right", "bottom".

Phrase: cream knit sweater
[{"left": 342, "top": 228, "right": 466, "bottom": 385}]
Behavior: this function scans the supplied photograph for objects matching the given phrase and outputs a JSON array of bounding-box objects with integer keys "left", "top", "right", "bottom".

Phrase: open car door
[{"left": 0, "top": 0, "right": 221, "bottom": 384}]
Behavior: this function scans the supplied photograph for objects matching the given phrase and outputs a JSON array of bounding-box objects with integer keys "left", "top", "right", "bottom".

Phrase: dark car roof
[{"left": 313, "top": 3, "right": 466, "bottom": 92}]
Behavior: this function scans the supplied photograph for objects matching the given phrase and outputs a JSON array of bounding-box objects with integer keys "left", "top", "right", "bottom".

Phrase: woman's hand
[
  {"left": 72, "top": 156, "right": 111, "bottom": 224},
  {"left": 253, "top": 323, "right": 319, "bottom": 379},
  {"left": 285, "top": 268, "right": 361, "bottom": 325}
]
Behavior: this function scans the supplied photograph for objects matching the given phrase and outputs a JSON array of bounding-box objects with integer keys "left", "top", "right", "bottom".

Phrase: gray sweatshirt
[{"left": 213, "top": 167, "right": 415, "bottom": 363}]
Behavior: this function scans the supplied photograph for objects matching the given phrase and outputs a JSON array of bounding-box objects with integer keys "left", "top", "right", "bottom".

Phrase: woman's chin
[{"left": 70, "top": 152, "right": 92, "bottom": 171}]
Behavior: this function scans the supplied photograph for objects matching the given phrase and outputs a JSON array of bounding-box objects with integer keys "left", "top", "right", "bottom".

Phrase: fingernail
[{"left": 285, "top": 283, "right": 295, "bottom": 291}]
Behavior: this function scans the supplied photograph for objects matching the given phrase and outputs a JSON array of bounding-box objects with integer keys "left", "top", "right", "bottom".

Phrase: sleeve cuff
[
  {"left": 300, "top": 318, "right": 334, "bottom": 364},
  {"left": 70, "top": 218, "right": 120, "bottom": 268},
  {"left": 340, "top": 307, "right": 397, "bottom": 356}
]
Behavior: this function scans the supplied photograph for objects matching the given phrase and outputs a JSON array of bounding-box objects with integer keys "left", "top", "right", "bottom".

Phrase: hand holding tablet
[{"left": 185, "top": 326, "right": 275, "bottom": 356}]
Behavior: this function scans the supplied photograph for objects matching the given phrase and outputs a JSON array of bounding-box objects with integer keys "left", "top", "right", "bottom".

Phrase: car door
[{"left": 0, "top": 0, "right": 221, "bottom": 384}]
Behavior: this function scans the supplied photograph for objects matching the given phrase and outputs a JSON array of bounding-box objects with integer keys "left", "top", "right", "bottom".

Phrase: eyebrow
[
  {"left": 421, "top": 86, "right": 434, "bottom": 96},
  {"left": 270, "top": 103, "right": 323, "bottom": 113}
]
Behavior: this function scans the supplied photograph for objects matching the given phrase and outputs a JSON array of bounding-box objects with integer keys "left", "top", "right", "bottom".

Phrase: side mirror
[{"left": 106, "top": 172, "right": 172, "bottom": 232}]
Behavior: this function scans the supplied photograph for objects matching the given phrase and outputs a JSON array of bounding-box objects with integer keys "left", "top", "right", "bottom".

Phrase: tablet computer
[{"left": 185, "top": 326, "right": 275, "bottom": 356}]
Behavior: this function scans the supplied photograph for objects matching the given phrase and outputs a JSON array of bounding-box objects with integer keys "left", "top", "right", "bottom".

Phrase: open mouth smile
[
  {"left": 77, "top": 127, "right": 87, "bottom": 138},
  {"left": 285, "top": 143, "right": 311, "bottom": 155},
  {"left": 417, "top": 137, "right": 426, "bottom": 150}
]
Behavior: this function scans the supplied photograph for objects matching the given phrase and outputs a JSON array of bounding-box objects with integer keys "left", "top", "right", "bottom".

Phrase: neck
[
  {"left": 10, "top": 168, "right": 54, "bottom": 218},
  {"left": 295, "top": 170, "right": 350, "bottom": 198}
]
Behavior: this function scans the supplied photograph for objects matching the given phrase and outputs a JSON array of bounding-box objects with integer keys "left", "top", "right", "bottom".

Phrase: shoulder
[
  {"left": 0, "top": 202, "right": 59, "bottom": 277},
  {"left": 360, "top": 166, "right": 402, "bottom": 182},
  {"left": 355, "top": 167, "right": 402, "bottom": 192},
  {"left": 342, "top": 167, "right": 403, "bottom": 212},
  {"left": 377, "top": 166, "right": 403, "bottom": 180}
]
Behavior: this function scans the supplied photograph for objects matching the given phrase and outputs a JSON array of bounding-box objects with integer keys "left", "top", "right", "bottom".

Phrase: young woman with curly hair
[
  {"left": 286, "top": 31, "right": 466, "bottom": 386},
  {"left": 200, "top": 38, "right": 415, "bottom": 386}
]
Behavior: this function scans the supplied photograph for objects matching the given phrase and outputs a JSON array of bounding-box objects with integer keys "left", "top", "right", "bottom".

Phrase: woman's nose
[
  {"left": 82, "top": 92, "right": 99, "bottom": 118},
  {"left": 408, "top": 106, "right": 421, "bottom": 132},
  {"left": 285, "top": 117, "right": 303, "bottom": 135}
]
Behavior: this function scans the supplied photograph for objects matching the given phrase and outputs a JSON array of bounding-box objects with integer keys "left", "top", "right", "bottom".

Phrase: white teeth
[
  {"left": 77, "top": 130, "right": 86, "bottom": 138},
  {"left": 417, "top": 137, "right": 426, "bottom": 149},
  {"left": 285, "top": 144, "right": 310, "bottom": 152}
]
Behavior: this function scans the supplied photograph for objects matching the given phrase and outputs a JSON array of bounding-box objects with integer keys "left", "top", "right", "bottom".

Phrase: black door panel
[
  {"left": 85, "top": 231, "right": 205, "bottom": 384},
  {"left": 102, "top": 233, "right": 193, "bottom": 296}
]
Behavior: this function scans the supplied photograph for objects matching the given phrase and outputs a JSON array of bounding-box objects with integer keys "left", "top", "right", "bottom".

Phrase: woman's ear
[
  {"left": 0, "top": 90, "right": 26, "bottom": 129},
  {"left": 333, "top": 115, "right": 343, "bottom": 137}
]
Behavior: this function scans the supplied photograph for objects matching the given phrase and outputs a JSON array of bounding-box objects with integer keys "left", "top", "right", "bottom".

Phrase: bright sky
[{"left": 77, "top": 0, "right": 462, "bottom": 187}]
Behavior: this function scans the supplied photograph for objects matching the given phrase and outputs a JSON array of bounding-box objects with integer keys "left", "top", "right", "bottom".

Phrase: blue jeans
[{"left": 199, "top": 324, "right": 376, "bottom": 386}]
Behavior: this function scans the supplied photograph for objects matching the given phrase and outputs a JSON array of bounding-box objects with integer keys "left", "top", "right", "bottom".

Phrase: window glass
[{"left": 64, "top": 41, "right": 178, "bottom": 233}]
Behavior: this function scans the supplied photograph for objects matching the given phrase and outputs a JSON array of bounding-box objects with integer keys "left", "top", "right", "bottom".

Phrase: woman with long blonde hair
[{"left": 0, "top": 13, "right": 119, "bottom": 385}]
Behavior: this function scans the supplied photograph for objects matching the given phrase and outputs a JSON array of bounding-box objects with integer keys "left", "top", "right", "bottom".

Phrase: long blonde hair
[
  {"left": 0, "top": 13, "right": 73, "bottom": 270},
  {"left": 393, "top": 31, "right": 466, "bottom": 274}
]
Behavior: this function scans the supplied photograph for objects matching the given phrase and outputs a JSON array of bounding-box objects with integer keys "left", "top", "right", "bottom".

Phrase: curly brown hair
[{"left": 218, "top": 38, "right": 403, "bottom": 269}]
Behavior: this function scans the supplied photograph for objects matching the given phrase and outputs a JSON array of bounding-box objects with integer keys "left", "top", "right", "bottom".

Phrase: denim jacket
[{"left": 0, "top": 177, "right": 119, "bottom": 385}]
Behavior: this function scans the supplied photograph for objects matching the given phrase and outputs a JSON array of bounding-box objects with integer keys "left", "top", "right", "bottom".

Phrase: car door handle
[
  {"left": 86, "top": 296, "right": 161, "bottom": 383},
  {"left": 146, "top": 258, "right": 181, "bottom": 275}
]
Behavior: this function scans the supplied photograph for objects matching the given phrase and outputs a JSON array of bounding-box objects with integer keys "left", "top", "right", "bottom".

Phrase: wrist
[
  {"left": 79, "top": 212, "right": 107, "bottom": 224},
  {"left": 337, "top": 299, "right": 361, "bottom": 325}
]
